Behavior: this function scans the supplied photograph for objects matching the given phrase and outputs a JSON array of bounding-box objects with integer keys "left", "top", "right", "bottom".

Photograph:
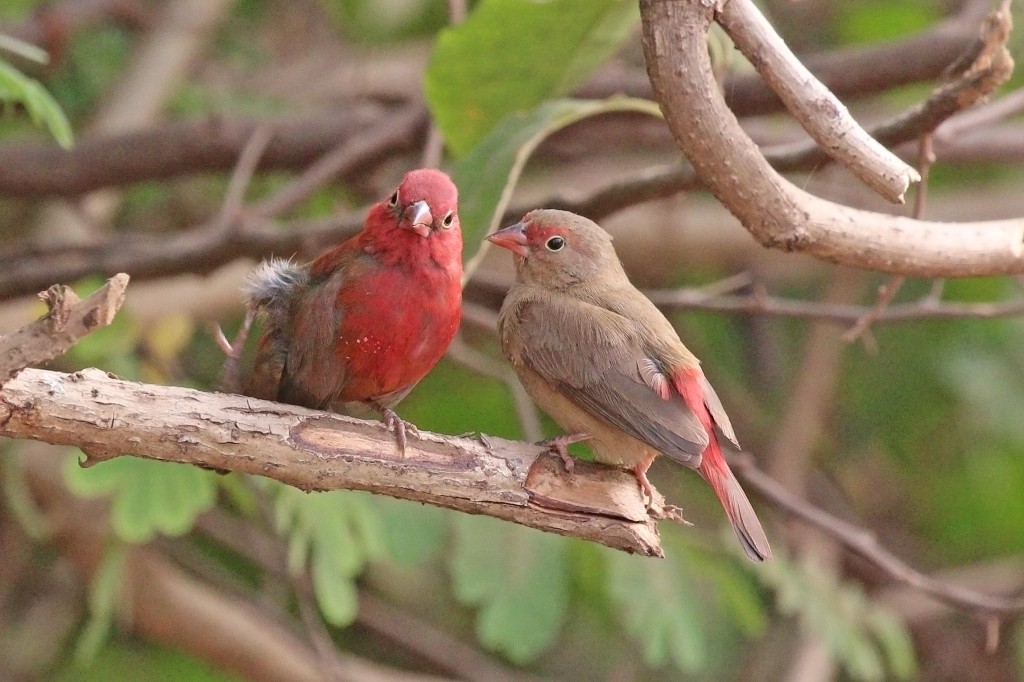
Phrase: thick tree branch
[
  {"left": 0, "top": 368, "right": 665, "bottom": 557},
  {"left": 0, "top": 108, "right": 394, "bottom": 198},
  {"left": 640, "top": 0, "right": 1023, "bottom": 277},
  {"left": 0, "top": 105, "right": 426, "bottom": 301}
]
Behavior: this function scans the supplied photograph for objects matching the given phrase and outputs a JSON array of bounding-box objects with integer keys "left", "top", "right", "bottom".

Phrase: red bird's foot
[
  {"left": 537, "top": 432, "right": 590, "bottom": 474},
  {"left": 381, "top": 408, "right": 419, "bottom": 456}
]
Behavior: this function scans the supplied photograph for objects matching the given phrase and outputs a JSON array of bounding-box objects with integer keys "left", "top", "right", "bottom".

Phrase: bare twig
[
  {"left": 214, "top": 126, "right": 274, "bottom": 232},
  {"left": 644, "top": 287, "right": 1024, "bottom": 324},
  {"left": 843, "top": 134, "right": 936, "bottom": 344},
  {"left": 248, "top": 106, "right": 428, "bottom": 219},
  {"left": 732, "top": 454, "right": 1024, "bottom": 616},
  {"left": 0, "top": 104, "right": 426, "bottom": 301}
]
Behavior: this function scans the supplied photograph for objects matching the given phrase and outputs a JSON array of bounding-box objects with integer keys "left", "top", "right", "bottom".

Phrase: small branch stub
[{"left": 0, "top": 273, "right": 130, "bottom": 382}]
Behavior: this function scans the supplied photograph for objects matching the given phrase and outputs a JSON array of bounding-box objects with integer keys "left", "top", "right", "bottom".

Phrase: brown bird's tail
[{"left": 697, "top": 441, "right": 772, "bottom": 562}]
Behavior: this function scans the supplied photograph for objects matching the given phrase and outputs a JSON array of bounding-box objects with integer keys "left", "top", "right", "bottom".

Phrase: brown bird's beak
[
  {"left": 486, "top": 222, "right": 529, "bottom": 257},
  {"left": 401, "top": 200, "right": 433, "bottom": 238}
]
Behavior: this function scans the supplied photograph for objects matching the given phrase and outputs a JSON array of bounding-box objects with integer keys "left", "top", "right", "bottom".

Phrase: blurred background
[{"left": 1, "top": 0, "right": 1023, "bottom": 680}]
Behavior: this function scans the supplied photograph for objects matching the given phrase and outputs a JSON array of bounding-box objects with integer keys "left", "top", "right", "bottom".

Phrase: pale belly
[{"left": 514, "top": 364, "right": 656, "bottom": 469}]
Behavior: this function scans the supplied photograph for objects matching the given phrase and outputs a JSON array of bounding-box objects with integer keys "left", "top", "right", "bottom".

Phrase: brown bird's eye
[
  {"left": 545, "top": 236, "right": 565, "bottom": 251},
  {"left": 387, "top": 190, "right": 400, "bottom": 207},
  {"left": 440, "top": 211, "right": 455, "bottom": 229}
]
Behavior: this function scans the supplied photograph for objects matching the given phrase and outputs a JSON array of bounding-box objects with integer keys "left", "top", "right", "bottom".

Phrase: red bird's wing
[
  {"left": 510, "top": 298, "right": 709, "bottom": 467},
  {"left": 277, "top": 265, "right": 353, "bottom": 409}
]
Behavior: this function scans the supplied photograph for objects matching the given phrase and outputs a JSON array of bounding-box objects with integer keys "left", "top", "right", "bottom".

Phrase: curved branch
[
  {"left": 640, "top": 0, "right": 1024, "bottom": 277},
  {"left": 717, "top": 0, "right": 920, "bottom": 203}
]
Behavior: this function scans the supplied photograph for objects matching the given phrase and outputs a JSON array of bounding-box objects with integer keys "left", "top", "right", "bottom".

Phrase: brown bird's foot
[
  {"left": 381, "top": 408, "right": 419, "bottom": 456},
  {"left": 536, "top": 432, "right": 590, "bottom": 474},
  {"left": 633, "top": 464, "right": 657, "bottom": 509}
]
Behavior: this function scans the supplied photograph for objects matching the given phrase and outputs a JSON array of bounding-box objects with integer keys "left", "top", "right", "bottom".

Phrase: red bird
[
  {"left": 244, "top": 168, "right": 463, "bottom": 452},
  {"left": 488, "top": 209, "right": 770, "bottom": 561}
]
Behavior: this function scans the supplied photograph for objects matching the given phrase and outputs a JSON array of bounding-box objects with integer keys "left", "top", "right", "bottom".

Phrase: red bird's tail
[{"left": 698, "top": 441, "right": 772, "bottom": 562}]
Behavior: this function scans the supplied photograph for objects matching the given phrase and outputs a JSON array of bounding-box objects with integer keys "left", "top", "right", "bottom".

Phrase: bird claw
[
  {"left": 537, "top": 432, "right": 590, "bottom": 474},
  {"left": 381, "top": 408, "right": 418, "bottom": 456}
]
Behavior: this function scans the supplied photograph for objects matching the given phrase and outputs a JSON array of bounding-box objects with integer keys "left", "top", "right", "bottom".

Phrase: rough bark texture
[{"left": 0, "top": 367, "right": 666, "bottom": 556}]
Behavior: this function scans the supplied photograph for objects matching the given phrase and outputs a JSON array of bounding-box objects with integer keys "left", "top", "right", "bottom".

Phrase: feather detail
[
  {"left": 698, "top": 439, "right": 772, "bottom": 561},
  {"left": 638, "top": 358, "right": 671, "bottom": 400},
  {"left": 244, "top": 258, "right": 308, "bottom": 311}
]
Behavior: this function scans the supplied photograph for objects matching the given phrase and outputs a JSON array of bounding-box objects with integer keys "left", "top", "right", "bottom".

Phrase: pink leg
[{"left": 632, "top": 453, "right": 659, "bottom": 509}]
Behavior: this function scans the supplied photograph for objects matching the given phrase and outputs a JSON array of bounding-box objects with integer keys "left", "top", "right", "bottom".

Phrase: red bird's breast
[{"left": 332, "top": 261, "right": 461, "bottom": 403}]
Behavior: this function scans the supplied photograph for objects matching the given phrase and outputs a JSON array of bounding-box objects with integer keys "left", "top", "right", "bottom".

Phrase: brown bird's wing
[{"left": 510, "top": 297, "right": 708, "bottom": 466}]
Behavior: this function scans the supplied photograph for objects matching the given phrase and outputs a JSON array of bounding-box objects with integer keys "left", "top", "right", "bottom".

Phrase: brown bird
[{"left": 487, "top": 209, "right": 771, "bottom": 561}]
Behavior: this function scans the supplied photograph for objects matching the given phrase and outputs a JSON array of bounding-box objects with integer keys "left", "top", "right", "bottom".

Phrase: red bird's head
[
  {"left": 368, "top": 168, "right": 460, "bottom": 238},
  {"left": 360, "top": 169, "right": 462, "bottom": 273},
  {"left": 487, "top": 209, "right": 624, "bottom": 291}
]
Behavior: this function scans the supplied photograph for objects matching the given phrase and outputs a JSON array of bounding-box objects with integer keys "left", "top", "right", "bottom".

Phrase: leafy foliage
[
  {"left": 74, "top": 543, "right": 127, "bottom": 663},
  {"left": 454, "top": 96, "right": 662, "bottom": 271},
  {"left": 273, "top": 487, "right": 386, "bottom": 625},
  {"left": 425, "top": 0, "right": 638, "bottom": 155},
  {"left": 450, "top": 515, "right": 570, "bottom": 664},
  {"left": 605, "top": 534, "right": 765, "bottom": 674},
  {"left": 65, "top": 457, "right": 218, "bottom": 543},
  {"left": 0, "top": 57, "right": 73, "bottom": 147},
  {"left": 760, "top": 551, "right": 916, "bottom": 681}
]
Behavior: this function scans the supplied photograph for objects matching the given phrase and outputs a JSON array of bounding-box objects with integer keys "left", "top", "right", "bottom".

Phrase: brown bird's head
[{"left": 487, "top": 209, "right": 624, "bottom": 290}]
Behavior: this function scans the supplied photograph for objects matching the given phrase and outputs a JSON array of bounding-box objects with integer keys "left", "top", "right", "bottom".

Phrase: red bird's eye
[
  {"left": 440, "top": 211, "right": 455, "bottom": 229},
  {"left": 387, "top": 190, "right": 400, "bottom": 207}
]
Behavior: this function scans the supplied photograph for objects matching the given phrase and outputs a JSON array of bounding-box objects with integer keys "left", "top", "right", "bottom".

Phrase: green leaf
[
  {"left": 425, "top": 0, "right": 638, "bottom": 156},
  {"left": 450, "top": 515, "right": 569, "bottom": 663},
  {"left": 272, "top": 487, "right": 386, "bottom": 626},
  {"left": 65, "top": 456, "right": 217, "bottom": 543},
  {"left": 758, "top": 551, "right": 917, "bottom": 681},
  {"left": 375, "top": 496, "right": 448, "bottom": 565},
  {"left": 454, "top": 96, "right": 662, "bottom": 281},
  {"left": 0, "top": 58, "right": 73, "bottom": 147},
  {"left": 312, "top": 542, "right": 359, "bottom": 625},
  {"left": 605, "top": 547, "right": 708, "bottom": 672},
  {"left": 0, "top": 33, "right": 50, "bottom": 64},
  {"left": 74, "top": 542, "right": 126, "bottom": 664}
]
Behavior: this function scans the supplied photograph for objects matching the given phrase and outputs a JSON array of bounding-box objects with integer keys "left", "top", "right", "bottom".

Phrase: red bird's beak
[
  {"left": 402, "top": 200, "right": 433, "bottom": 238},
  {"left": 487, "top": 222, "right": 529, "bottom": 257}
]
